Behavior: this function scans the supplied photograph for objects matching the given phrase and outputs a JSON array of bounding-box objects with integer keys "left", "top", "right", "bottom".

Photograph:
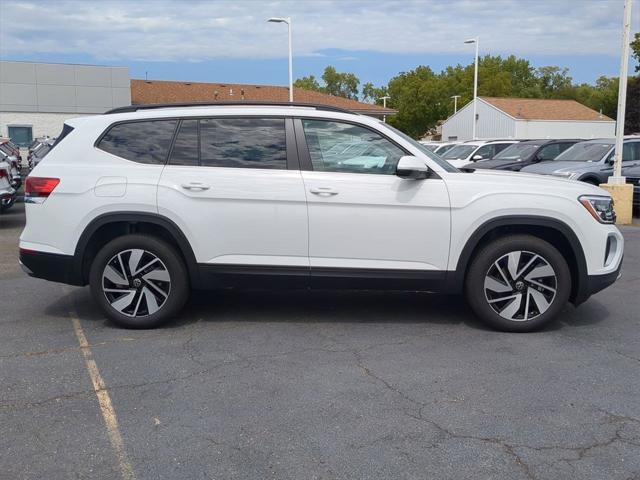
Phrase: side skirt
[{"left": 197, "top": 264, "right": 449, "bottom": 291}]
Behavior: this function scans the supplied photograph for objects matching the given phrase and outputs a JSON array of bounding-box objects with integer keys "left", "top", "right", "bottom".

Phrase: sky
[{"left": 1, "top": 0, "right": 638, "bottom": 89}]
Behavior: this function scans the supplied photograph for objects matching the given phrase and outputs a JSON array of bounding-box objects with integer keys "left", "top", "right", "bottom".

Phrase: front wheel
[
  {"left": 89, "top": 235, "right": 189, "bottom": 328},
  {"left": 465, "top": 235, "right": 571, "bottom": 332}
]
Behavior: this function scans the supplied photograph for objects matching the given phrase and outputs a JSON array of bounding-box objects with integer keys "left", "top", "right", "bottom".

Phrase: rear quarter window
[{"left": 97, "top": 120, "right": 178, "bottom": 164}]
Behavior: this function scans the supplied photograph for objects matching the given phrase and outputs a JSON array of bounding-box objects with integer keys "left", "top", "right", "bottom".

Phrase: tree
[
  {"left": 293, "top": 66, "right": 360, "bottom": 100},
  {"left": 361, "top": 82, "right": 388, "bottom": 104},
  {"left": 321, "top": 66, "right": 360, "bottom": 99},
  {"left": 536, "top": 66, "right": 573, "bottom": 97},
  {"left": 293, "top": 75, "right": 321, "bottom": 92},
  {"left": 631, "top": 32, "right": 640, "bottom": 72},
  {"left": 625, "top": 76, "right": 640, "bottom": 134}
]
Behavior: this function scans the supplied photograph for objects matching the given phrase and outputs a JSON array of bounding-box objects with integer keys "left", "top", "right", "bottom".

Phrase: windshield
[
  {"left": 442, "top": 144, "right": 477, "bottom": 159},
  {"left": 553, "top": 142, "right": 613, "bottom": 162},
  {"left": 380, "top": 123, "right": 459, "bottom": 172},
  {"left": 435, "top": 144, "right": 456, "bottom": 155},
  {"left": 493, "top": 143, "right": 541, "bottom": 160}
]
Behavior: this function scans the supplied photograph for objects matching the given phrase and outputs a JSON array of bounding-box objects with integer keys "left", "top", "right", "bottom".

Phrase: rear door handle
[
  {"left": 181, "top": 182, "right": 210, "bottom": 191},
  {"left": 309, "top": 187, "right": 339, "bottom": 196}
]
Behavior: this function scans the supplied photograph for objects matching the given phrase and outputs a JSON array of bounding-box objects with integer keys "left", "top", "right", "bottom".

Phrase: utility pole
[
  {"left": 601, "top": 0, "right": 634, "bottom": 225},
  {"left": 451, "top": 95, "right": 461, "bottom": 113},
  {"left": 380, "top": 95, "right": 391, "bottom": 123}
]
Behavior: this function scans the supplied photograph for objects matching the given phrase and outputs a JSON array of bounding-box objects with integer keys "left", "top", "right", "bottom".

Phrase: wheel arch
[
  {"left": 74, "top": 212, "right": 200, "bottom": 287},
  {"left": 449, "top": 216, "right": 588, "bottom": 304}
]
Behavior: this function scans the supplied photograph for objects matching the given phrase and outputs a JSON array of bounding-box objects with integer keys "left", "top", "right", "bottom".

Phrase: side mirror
[
  {"left": 396, "top": 156, "right": 430, "bottom": 180},
  {"left": 472, "top": 154, "right": 483, "bottom": 161}
]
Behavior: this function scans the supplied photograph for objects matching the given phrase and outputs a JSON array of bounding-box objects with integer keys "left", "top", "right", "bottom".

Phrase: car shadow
[{"left": 51, "top": 286, "right": 610, "bottom": 333}]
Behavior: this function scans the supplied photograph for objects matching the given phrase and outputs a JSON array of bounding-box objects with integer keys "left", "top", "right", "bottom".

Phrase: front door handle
[
  {"left": 181, "top": 182, "right": 210, "bottom": 191},
  {"left": 309, "top": 187, "right": 339, "bottom": 196}
]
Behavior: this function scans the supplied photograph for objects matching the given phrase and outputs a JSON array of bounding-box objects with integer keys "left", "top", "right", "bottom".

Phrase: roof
[
  {"left": 131, "top": 79, "right": 396, "bottom": 116},
  {"left": 480, "top": 97, "right": 614, "bottom": 122}
]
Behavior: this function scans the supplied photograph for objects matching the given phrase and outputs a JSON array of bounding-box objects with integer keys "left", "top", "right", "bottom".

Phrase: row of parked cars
[
  {"left": 421, "top": 136, "right": 640, "bottom": 207},
  {"left": 0, "top": 137, "right": 55, "bottom": 213}
]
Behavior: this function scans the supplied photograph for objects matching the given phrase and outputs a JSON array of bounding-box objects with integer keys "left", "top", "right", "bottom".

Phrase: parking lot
[{"left": 1, "top": 202, "right": 639, "bottom": 480}]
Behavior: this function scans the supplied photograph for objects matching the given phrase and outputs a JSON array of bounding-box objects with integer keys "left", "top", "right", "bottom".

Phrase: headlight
[
  {"left": 579, "top": 195, "right": 616, "bottom": 224},
  {"left": 552, "top": 171, "right": 576, "bottom": 179}
]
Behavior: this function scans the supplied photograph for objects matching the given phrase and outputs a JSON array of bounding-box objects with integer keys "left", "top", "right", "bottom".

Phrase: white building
[
  {"left": 441, "top": 96, "right": 616, "bottom": 141},
  {"left": 0, "top": 61, "right": 131, "bottom": 146}
]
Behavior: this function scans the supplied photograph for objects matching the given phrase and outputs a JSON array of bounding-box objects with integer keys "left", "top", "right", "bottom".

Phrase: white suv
[{"left": 20, "top": 102, "right": 624, "bottom": 332}]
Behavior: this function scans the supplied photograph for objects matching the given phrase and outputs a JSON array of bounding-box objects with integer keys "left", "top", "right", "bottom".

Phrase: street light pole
[
  {"left": 451, "top": 95, "right": 461, "bottom": 113},
  {"left": 609, "top": 0, "right": 633, "bottom": 185},
  {"left": 380, "top": 95, "right": 391, "bottom": 123},
  {"left": 464, "top": 37, "right": 479, "bottom": 140},
  {"left": 268, "top": 17, "right": 293, "bottom": 102}
]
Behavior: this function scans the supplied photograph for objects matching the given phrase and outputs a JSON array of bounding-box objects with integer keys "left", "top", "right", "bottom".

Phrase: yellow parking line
[{"left": 68, "top": 304, "right": 136, "bottom": 480}]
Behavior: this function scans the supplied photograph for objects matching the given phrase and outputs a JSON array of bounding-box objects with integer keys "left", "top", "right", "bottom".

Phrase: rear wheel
[
  {"left": 89, "top": 235, "right": 189, "bottom": 328},
  {"left": 465, "top": 235, "right": 571, "bottom": 332}
]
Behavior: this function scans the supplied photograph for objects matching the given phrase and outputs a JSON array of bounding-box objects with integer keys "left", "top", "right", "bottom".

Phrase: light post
[
  {"left": 464, "top": 37, "right": 479, "bottom": 140},
  {"left": 600, "top": 0, "right": 634, "bottom": 225},
  {"left": 451, "top": 95, "right": 461, "bottom": 113},
  {"left": 268, "top": 17, "right": 293, "bottom": 102},
  {"left": 380, "top": 95, "right": 391, "bottom": 123},
  {"left": 609, "top": 0, "right": 633, "bottom": 185}
]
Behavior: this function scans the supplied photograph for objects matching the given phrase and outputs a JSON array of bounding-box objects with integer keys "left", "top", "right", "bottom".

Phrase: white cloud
[{"left": 0, "top": 0, "right": 638, "bottom": 61}]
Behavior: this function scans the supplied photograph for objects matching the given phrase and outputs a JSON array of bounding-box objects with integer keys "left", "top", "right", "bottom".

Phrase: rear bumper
[{"left": 19, "top": 249, "right": 84, "bottom": 286}]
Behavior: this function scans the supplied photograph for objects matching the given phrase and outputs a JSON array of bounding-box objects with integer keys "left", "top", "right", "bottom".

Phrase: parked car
[
  {"left": 0, "top": 160, "right": 16, "bottom": 213},
  {"left": 469, "top": 139, "right": 581, "bottom": 171},
  {"left": 440, "top": 140, "right": 519, "bottom": 168},
  {"left": 0, "top": 138, "right": 23, "bottom": 163},
  {"left": 624, "top": 164, "right": 640, "bottom": 210},
  {"left": 30, "top": 143, "right": 51, "bottom": 167},
  {"left": 20, "top": 102, "right": 623, "bottom": 332},
  {"left": 521, "top": 137, "right": 640, "bottom": 184},
  {"left": 0, "top": 148, "right": 21, "bottom": 189},
  {"left": 27, "top": 138, "right": 54, "bottom": 169}
]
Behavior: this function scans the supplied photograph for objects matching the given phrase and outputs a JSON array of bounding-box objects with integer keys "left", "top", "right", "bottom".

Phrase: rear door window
[
  {"left": 199, "top": 118, "right": 287, "bottom": 169},
  {"left": 98, "top": 120, "right": 178, "bottom": 164},
  {"left": 168, "top": 120, "right": 199, "bottom": 166}
]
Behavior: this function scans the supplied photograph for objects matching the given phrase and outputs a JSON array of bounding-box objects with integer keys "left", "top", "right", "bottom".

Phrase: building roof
[
  {"left": 131, "top": 79, "right": 396, "bottom": 116},
  {"left": 480, "top": 97, "right": 613, "bottom": 122}
]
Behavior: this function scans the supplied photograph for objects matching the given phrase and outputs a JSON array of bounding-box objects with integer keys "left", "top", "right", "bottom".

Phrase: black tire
[
  {"left": 464, "top": 235, "right": 571, "bottom": 332},
  {"left": 0, "top": 196, "right": 16, "bottom": 213},
  {"left": 89, "top": 234, "right": 189, "bottom": 328}
]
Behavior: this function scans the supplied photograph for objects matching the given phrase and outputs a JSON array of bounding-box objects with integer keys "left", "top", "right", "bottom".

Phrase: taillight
[
  {"left": 25, "top": 177, "right": 60, "bottom": 203},
  {"left": 0, "top": 168, "right": 8, "bottom": 179}
]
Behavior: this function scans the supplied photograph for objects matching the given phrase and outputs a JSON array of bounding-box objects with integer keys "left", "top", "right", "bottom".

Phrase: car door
[
  {"left": 157, "top": 116, "right": 309, "bottom": 281},
  {"left": 295, "top": 118, "right": 451, "bottom": 288},
  {"left": 601, "top": 141, "right": 640, "bottom": 180}
]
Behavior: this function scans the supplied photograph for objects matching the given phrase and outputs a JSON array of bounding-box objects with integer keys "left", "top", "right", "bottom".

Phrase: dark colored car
[
  {"left": 468, "top": 139, "right": 581, "bottom": 171},
  {"left": 624, "top": 164, "right": 640, "bottom": 210}
]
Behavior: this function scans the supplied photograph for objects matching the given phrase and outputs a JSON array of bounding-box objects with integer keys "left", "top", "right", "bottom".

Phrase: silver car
[{"left": 521, "top": 137, "right": 640, "bottom": 184}]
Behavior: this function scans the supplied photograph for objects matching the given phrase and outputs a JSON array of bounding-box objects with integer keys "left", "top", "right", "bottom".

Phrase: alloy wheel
[
  {"left": 101, "top": 249, "right": 171, "bottom": 317},
  {"left": 484, "top": 250, "right": 557, "bottom": 322}
]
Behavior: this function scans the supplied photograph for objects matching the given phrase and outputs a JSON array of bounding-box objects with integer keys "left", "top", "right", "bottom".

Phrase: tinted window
[
  {"left": 98, "top": 120, "right": 178, "bottom": 164},
  {"left": 622, "top": 142, "right": 640, "bottom": 161},
  {"left": 536, "top": 143, "right": 561, "bottom": 160},
  {"left": 302, "top": 119, "right": 405, "bottom": 174},
  {"left": 442, "top": 144, "right": 476, "bottom": 159},
  {"left": 199, "top": 118, "right": 286, "bottom": 169},
  {"left": 473, "top": 144, "right": 495, "bottom": 159},
  {"left": 554, "top": 142, "right": 613, "bottom": 162},
  {"left": 169, "top": 120, "right": 198, "bottom": 166},
  {"left": 494, "top": 143, "right": 541, "bottom": 160}
]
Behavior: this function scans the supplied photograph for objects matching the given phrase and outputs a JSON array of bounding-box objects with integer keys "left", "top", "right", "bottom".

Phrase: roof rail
[{"left": 104, "top": 101, "right": 356, "bottom": 115}]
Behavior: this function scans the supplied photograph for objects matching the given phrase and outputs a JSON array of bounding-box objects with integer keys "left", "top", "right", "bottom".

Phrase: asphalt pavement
[{"left": 1, "top": 203, "right": 639, "bottom": 480}]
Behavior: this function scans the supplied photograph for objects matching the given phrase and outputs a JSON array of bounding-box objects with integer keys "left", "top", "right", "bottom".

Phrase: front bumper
[
  {"left": 19, "top": 249, "right": 84, "bottom": 286},
  {"left": 573, "top": 258, "right": 623, "bottom": 305}
]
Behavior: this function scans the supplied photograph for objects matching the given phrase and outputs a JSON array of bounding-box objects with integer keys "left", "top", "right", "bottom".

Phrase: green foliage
[
  {"left": 362, "top": 82, "right": 388, "bottom": 104},
  {"left": 293, "top": 75, "right": 321, "bottom": 92},
  {"left": 294, "top": 53, "right": 640, "bottom": 138},
  {"left": 293, "top": 66, "right": 360, "bottom": 100},
  {"left": 632, "top": 32, "right": 640, "bottom": 72}
]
